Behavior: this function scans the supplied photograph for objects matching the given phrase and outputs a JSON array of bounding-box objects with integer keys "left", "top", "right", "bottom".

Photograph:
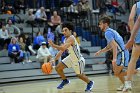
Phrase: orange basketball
[{"left": 41, "top": 62, "right": 53, "bottom": 74}]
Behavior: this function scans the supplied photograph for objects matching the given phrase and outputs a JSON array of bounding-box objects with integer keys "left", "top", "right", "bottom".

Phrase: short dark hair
[
  {"left": 99, "top": 16, "right": 111, "bottom": 25},
  {"left": 62, "top": 22, "right": 74, "bottom": 31}
]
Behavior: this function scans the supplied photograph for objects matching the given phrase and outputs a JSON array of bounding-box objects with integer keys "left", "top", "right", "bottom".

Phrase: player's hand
[
  {"left": 94, "top": 50, "right": 101, "bottom": 56},
  {"left": 125, "top": 38, "right": 134, "bottom": 49},
  {"left": 48, "top": 40, "right": 54, "bottom": 47}
]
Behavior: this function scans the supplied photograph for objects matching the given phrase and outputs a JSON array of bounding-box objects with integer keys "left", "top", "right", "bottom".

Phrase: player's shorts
[
  {"left": 62, "top": 55, "right": 85, "bottom": 74},
  {"left": 116, "top": 49, "right": 129, "bottom": 67}
]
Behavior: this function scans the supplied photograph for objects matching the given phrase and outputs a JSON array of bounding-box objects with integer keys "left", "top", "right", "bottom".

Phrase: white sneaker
[
  {"left": 117, "top": 84, "right": 124, "bottom": 91},
  {"left": 28, "top": 60, "right": 32, "bottom": 62},
  {"left": 122, "top": 81, "right": 132, "bottom": 92},
  {"left": 136, "top": 67, "right": 140, "bottom": 76}
]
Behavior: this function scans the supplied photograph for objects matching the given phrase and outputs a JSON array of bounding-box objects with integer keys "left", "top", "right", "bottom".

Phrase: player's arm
[
  {"left": 109, "top": 40, "right": 118, "bottom": 63},
  {"left": 128, "top": 4, "right": 136, "bottom": 31},
  {"left": 130, "top": 15, "right": 140, "bottom": 40},
  {"left": 100, "top": 44, "right": 112, "bottom": 53},
  {"left": 49, "top": 37, "right": 74, "bottom": 52},
  {"left": 126, "top": 15, "right": 140, "bottom": 49},
  {"left": 94, "top": 44, "right": 112, "bottom": 56},
  {"left": 54, "top": 50, "right": 63, "bottom": 62}
]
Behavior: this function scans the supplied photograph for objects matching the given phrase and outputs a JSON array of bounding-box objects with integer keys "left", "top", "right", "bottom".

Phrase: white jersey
[
  {"left": 64, "top": 35, "right": 82, "bottom": 62},
  {"left": 62, "top": 35, "right": 85, "bottom": 74}
]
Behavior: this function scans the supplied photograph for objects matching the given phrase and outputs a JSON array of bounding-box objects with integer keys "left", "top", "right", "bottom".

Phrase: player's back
[{"left": 105, "top": 28, "right": 125, "bottom": 52}]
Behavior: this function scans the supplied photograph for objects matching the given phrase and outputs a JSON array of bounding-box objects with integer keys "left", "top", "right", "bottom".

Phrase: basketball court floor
[{"left": 0, "top": 75, "right": 140, "bottom": 93}]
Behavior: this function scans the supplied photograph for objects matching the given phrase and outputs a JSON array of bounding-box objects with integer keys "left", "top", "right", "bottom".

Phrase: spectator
[
  {"left": 51, "top": 11, "right": 61, "bottom": 26},
  {"left": 49, "top": 10, "right": 61, "bottom": 32},
  {"left": 27, "top": 9, "right": 35, "bottom": 21},
  {"left": 77, "top": 0, "right": 91, "bottom": 12},
  {"left": 2, "top": 4, "right": 15, "bottom": 14},
  {"left": 47, "top": 28, "right": 55, "bottom": 42},
  {"left": 0, "top": 25, "right": 11, "bottom": 49},
  {"left": 8, "top": 37, "right": 20, "bottom": 63},
  {"left": 73, "top": 32, "right": 90, "bottom": 55},
  {"left": 33, "top": 31, "right": 45, "bottom": 50},
  {"left": 35, "top": 7, "right": 47, "bottom": 26},
  {"left": 25, "top": 34, "right": 36, "bottom": 55},
  {"left": 36, "top": 42, "right": 51, "bottom": 65},
  {"left": 26, "top": 9, "right": 36, "bottom": 26},
  {"left": 6, "top": 19, "right": 20, "bottom": 37},
  {"left": 18, "top": 37, "right": 31, "bottom": 63}
]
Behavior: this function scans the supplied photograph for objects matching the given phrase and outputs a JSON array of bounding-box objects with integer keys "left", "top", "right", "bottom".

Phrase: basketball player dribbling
[{"left": 48, "top": 22, "right": 94, "bottom": 92}]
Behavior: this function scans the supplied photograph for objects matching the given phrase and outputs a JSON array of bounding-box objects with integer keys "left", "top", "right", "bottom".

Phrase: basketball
[{"left": 41, "top": 62, "right": 53, "bottom": 74}]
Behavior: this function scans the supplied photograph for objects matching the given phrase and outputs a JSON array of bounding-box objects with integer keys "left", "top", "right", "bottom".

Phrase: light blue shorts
[{"left": 116, "top": 50, "right": 129, "bottom": 67}]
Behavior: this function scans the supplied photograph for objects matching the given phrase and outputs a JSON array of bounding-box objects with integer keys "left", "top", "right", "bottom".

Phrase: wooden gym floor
[{"left": 0, "top": 74, "right": 140, "bottom": 93}]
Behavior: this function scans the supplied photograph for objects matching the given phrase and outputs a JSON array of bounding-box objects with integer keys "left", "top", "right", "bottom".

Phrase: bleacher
[
  {"left": 0, "top": 13, "right": 108, "bottom": 84},
  {"left": 0, "top": 41, "right": 107, "bottom": 83}
]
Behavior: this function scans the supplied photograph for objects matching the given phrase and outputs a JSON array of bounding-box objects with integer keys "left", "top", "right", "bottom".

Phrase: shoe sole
[{"left": 57, "top": 80, "right": 71, "bottom": 89}]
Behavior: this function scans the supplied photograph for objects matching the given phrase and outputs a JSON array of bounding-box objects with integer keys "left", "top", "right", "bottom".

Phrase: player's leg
[
  {"left": 56, "top": 56, "right": 71, "bottom": 89},
  {"left": 123, "top": 45, "right": 140, "bottom": 91},
  {"left": 55, "top": 62, "right": 67, "bottom": 80},
  {"left": 74, "top": 57, "right": 94, "bottom": 91},
  {"left": 112, "top": 63, "right": 126, "bottom": 91},
  {"left": 126, "top": 45, "right": 140, "bottom": 81}
]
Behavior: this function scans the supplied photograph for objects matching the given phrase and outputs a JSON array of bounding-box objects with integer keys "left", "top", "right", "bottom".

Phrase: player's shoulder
[{"left": 65, "top": 36, "right": 74, "bottom": 43}]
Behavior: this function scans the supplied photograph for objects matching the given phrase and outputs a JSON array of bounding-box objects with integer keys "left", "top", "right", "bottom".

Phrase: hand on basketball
[{"left": 125, "top": 38, "right": 134, "bottom": 49}]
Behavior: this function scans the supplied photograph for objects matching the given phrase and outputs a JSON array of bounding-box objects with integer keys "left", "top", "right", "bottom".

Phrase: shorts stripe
[
  {"left": 61, "top": 61, "right": 68, "bottom": 68},
  {"left": 78, "top": 62, "right": 81, "bottom": 74}
]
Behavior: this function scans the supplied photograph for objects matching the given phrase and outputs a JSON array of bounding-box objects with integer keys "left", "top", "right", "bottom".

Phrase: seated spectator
[
  {"left": 55, "top": 24, "right": 63, "bottom": 43},
  {"left": 106, "top": 0, "right": 125, "bottom": 15},
  {"left": 2, "top": 4, "right": 15, "bottom": 14},
  {"left": 6, "top": 19, "right": 20, "bottom": 37},
  {"left": 36, "top": 42, "right": 51, "bottom": 65},
  {"left": 35, "top": 7, "right": 47, "bottom": 26},
  {"left": 47, "top": 28, "right": 55, "bottom": 42},
  {"left": 33, "top": 31, "right": 45, "bottom": 50},
  {"left": 77, "top": 0, "right": 91, "bottom": 12},
  {"left": 73, "top": 32, "right": 90, "bottom": 55},
  {"left": 18, "top": 37, "right": 31, "bottom": 63},
  {"left": 25, "top": 9, "right": 36, "bottom": 26},
  {"left": 49, "top": 10, "right": 61, "bottom": 31},
  {"left": 0, "top": 25, "right": 11, "bottom": 49},
  {"left": 25, "top": 34, "right": 36, "bottom": 55},
  {"left": 8, "top": 37, "right": 20, "bottom": 63}
]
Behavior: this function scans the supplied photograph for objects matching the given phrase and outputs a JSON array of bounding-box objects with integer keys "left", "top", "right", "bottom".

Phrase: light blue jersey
[
  {"left": 135, "top": 1, "right": 140, "bottom": 44},
  {"left": 105, "top": 28, "right": 129, "bottom": 67}
]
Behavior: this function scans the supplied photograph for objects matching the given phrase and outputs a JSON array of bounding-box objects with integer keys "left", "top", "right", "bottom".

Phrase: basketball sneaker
[
  {"left": 57, "top": 79, "right": 70, "bottom": 89},
  {"left": 117, "top": 84, "right": 124, "bottom": 91},
  {"left": 122, "top": 81, "right": 132, "bottom": 92},
  {"left": 85, "top": 81, "right": 94, "bottom": 91}
]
